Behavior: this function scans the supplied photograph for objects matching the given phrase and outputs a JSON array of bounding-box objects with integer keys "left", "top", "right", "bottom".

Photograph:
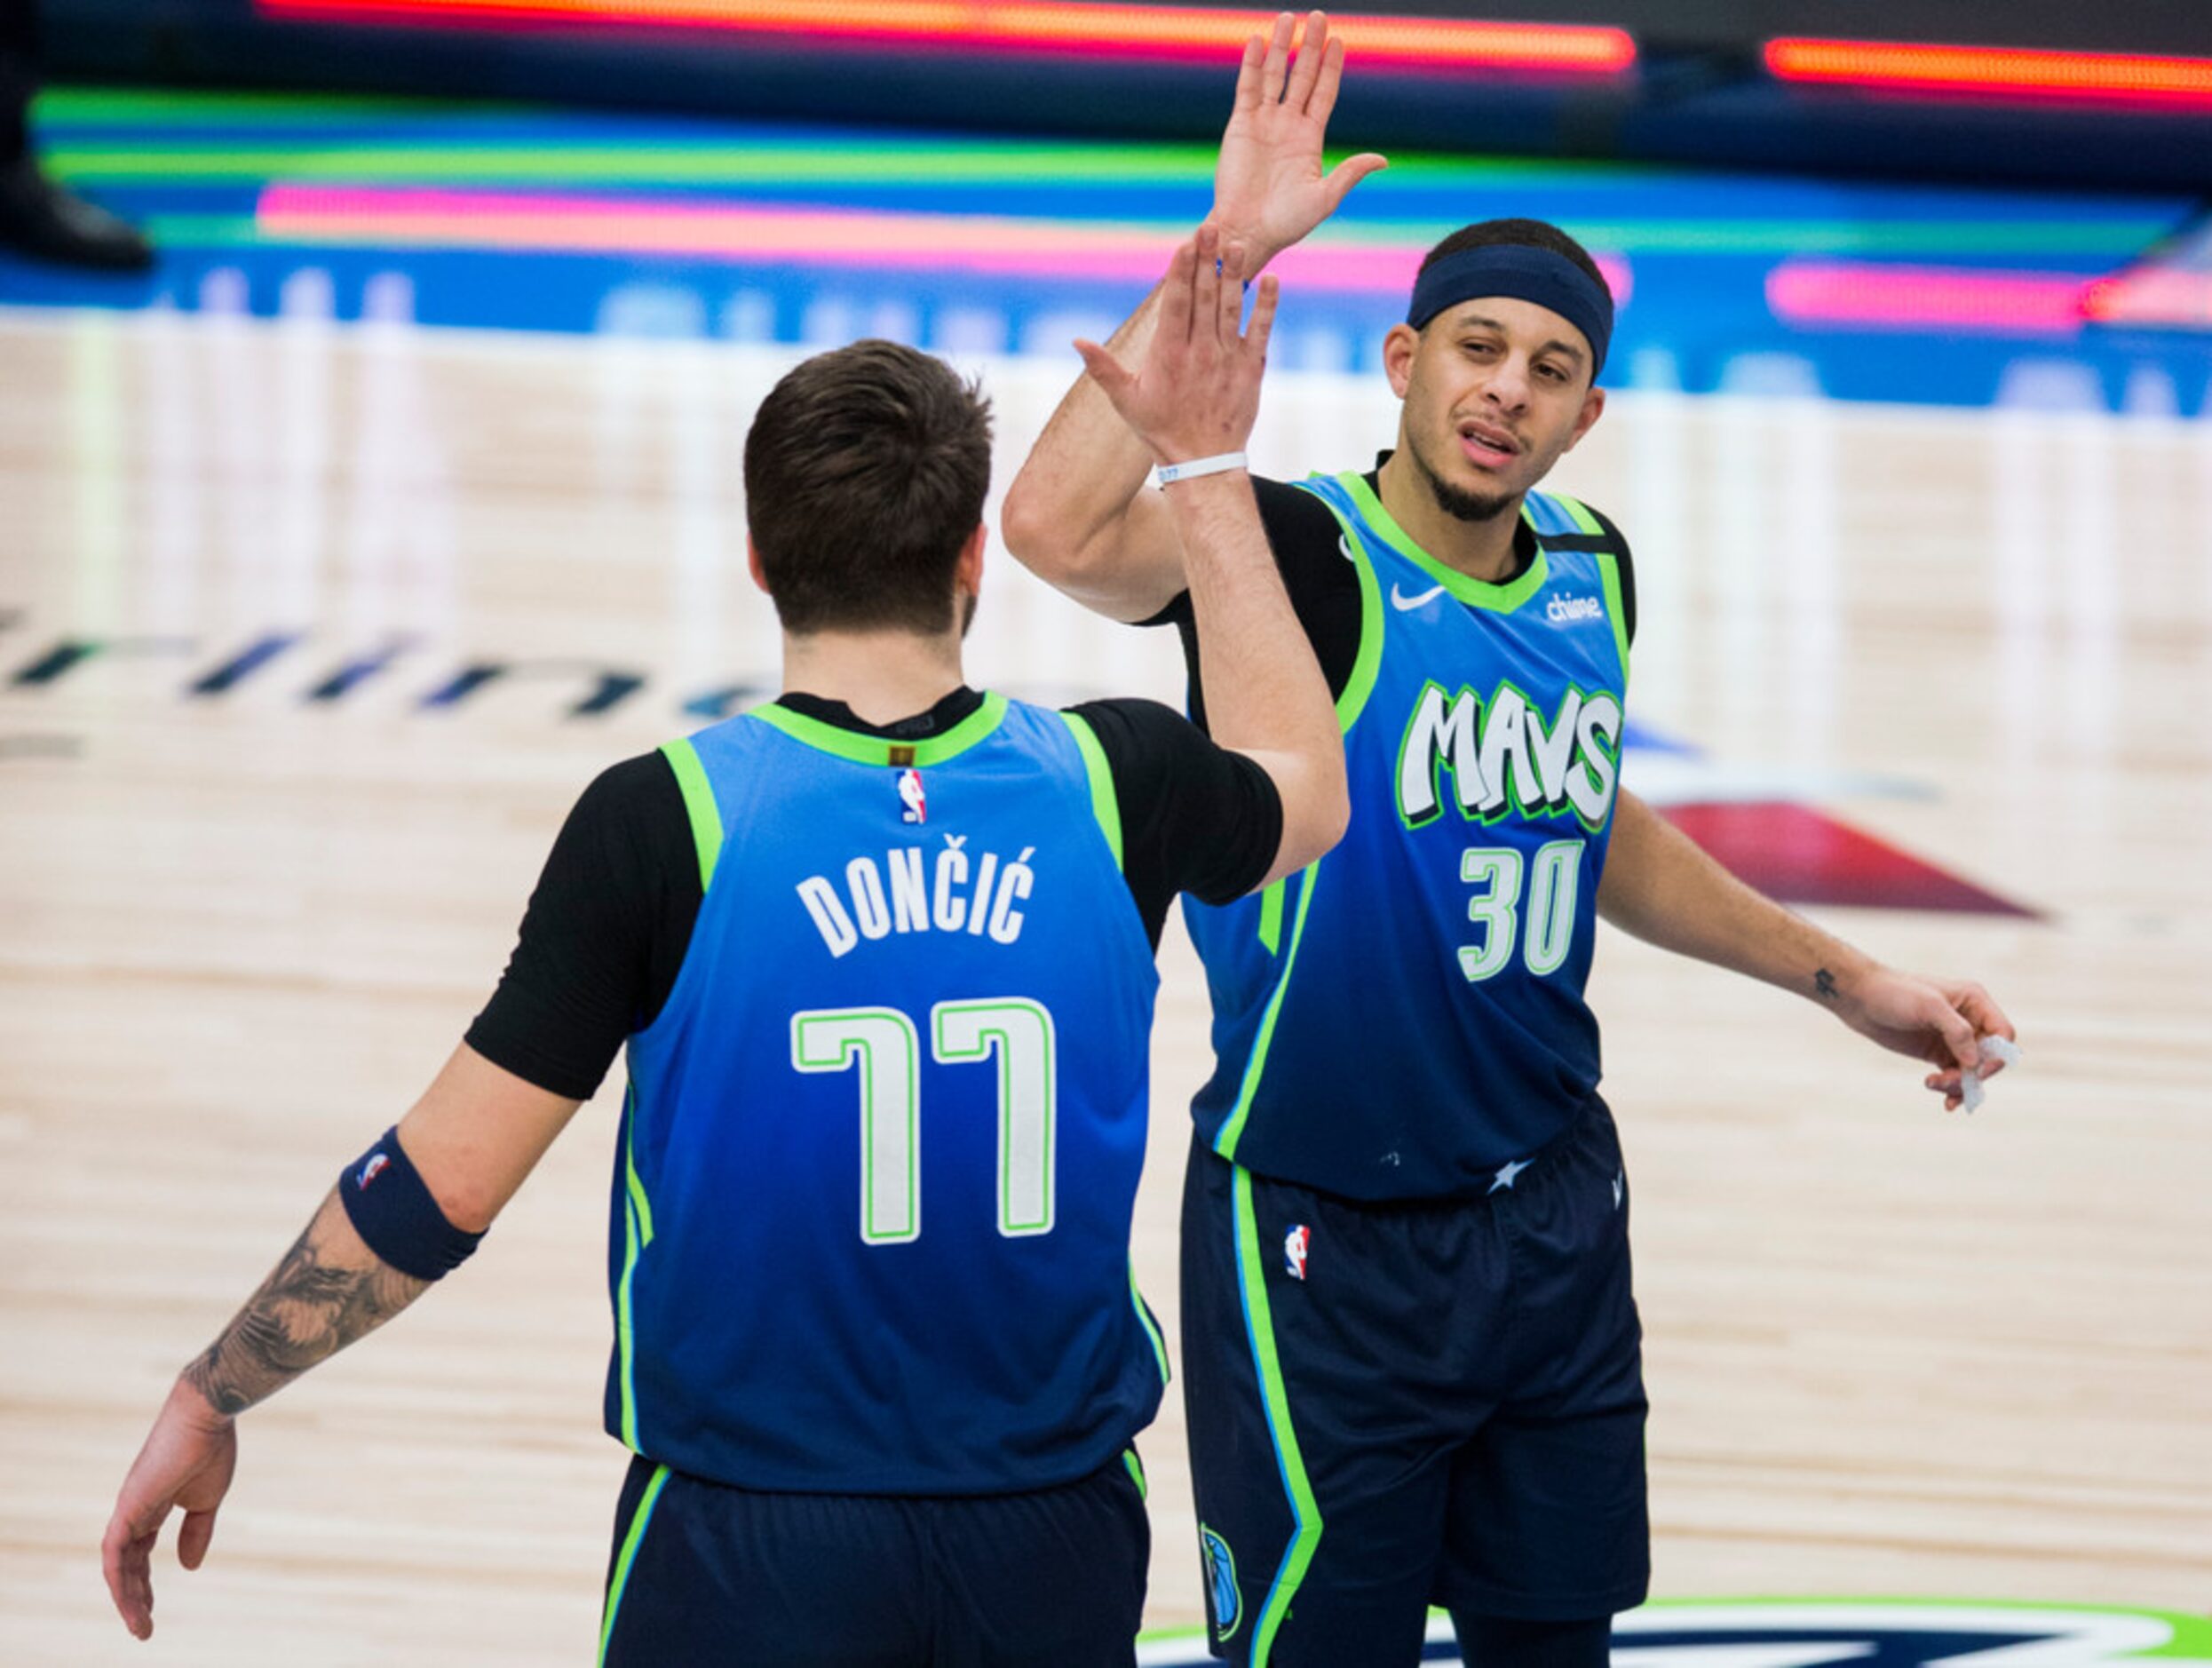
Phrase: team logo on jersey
[
  {"left": 897, "top": 766, "right": 927, "bottom": 825},
  {"left": 1395, "top": 679, "right": 1621, "bottom": 832},
  {"left": 1283, "top": 1223, "right": 1310, "bottom": 1281},
  {"left": 1134, "top": 1600, "right": 2212, "bottom": 1668},
  {"left": 1198, "top": 1526, "right": 1240, "bottom": 1643},
  {"left": 357, "top": 1151, "right": 390, "bottom": 1188}
]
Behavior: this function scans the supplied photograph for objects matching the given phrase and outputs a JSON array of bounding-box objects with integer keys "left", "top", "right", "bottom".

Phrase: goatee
[{"left": 1414, "top": 442, "right": 1515, "bottom": 523}]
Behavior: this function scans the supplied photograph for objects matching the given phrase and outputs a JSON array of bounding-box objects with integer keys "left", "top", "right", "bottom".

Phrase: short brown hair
[{"left": 743, "top": 340, "right": 994, "bottom": 635}]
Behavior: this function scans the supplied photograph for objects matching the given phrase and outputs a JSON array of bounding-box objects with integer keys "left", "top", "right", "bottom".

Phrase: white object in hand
[{"left": 1958, "top": 1035, "right": 2023, "bottom": 1113}]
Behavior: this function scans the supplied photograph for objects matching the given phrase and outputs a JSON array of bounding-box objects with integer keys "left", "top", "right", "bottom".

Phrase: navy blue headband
[{"left": 1407, "top": 244, "right": 1613, "bottom": 379}]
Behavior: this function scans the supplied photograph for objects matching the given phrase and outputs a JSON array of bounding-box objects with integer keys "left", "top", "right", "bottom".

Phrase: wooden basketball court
[{"left": 3, "top": 304, "right": 2208, "bottom": 1662}]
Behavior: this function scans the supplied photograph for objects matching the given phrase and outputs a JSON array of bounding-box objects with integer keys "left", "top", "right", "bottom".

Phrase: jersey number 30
[
  {"left": 1458, "top": 840, "right": 1582, "bottom": 982},
  {"left": 791, "top": 1000, "right": 1056, "bottom": 1246}
]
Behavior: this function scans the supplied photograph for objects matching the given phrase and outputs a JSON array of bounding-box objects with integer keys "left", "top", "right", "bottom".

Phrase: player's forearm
[
  {"left": 1001, "top": 280, "right": 1169, "bottom": 582},
  {"left": 1171, "top": 473, "right": 1348, "bottom": 863},
  {"left": 1598, "top": 790, "right": 1874, "bottom": 1007},
  {"left": 178, "top": 1188, "right": 429, "bottom": 1419}
]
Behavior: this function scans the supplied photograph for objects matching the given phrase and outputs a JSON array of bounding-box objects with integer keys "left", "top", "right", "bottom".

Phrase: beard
[{"left": 1410, "top": 433, "right": 1517, "bottom": 523}]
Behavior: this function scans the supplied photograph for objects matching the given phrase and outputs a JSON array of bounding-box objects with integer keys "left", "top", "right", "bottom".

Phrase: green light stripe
[
  {"left": 1122, "top": 1447, "right": 1148, "bottom": 1500},
  {"left": 1214, "top": 862, "right": 1322, "bottom": 1163},
  {"left": 749, "top": 691, "right": 1007, "bottom": 766},
  {"left": 1340, "top": 472, "right": 1550, "bottom": 614},
  {"left": 657, "top": 737, "right": 723, "bottom": 895},
  {"left": 1130, "top": 1259, "right": 1170, "bottom": 1386},
  {"left": 597, "top": 1463, "right": 671, "bottom": 1666},
  {"left": 1058, "top": 711, "right": 1122, "bottom": 871},
  {"left": 1233, "top": 1166, "right": 1320, "bottom": 1667},
  {"left": 1256, "top": 879, "right": 1284, "bottom": 955},
  {"left": 1596, "top": 550, "right": 1631, "bottom": 688}
]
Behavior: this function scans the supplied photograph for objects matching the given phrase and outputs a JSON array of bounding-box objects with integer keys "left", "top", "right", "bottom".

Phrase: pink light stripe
[
  {"left": 256, "top": 185, "right": 1633, "bottom": 301},
  {"left": 1767, "top": 258, "right": 2089, "bottom": 334}
]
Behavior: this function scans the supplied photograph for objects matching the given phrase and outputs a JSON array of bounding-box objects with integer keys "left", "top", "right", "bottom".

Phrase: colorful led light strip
[
  {"left": 2081, "top": 271, "right": 2212, "bottom": 330},
  {"left": 1767, "top": 259, "right": 2089, "bottom": 334},
  {"left": 256, "top": 0, "right": 1636, "bottom": 74},
  {"left": 254, "top": 183, "right": 1632, "bottom": 301},
  {"left": 1766, "top": 37, "right": 2212, "bottom": 110}
]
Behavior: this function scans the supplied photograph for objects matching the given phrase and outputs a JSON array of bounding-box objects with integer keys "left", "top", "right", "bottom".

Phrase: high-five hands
[
  {"left": 1210, "top": 11, "right": 1388, "bottom": 273},
  {"left": 1075, "top": 226, "right": 1280, "bottom": 467}
]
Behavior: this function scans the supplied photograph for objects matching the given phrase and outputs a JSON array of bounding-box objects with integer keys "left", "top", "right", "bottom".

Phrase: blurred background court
[{"left": 3, "top": 1, "right": 2209, "bottom": 1661}]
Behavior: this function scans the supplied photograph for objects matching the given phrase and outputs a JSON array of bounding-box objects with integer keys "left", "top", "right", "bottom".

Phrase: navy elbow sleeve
[{"left": 337, "top": 1127, "right": 485, "bottom": 1281}]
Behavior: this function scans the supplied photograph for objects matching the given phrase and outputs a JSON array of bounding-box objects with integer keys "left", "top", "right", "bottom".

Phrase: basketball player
[
  {"left": 102, "top": 229, "right": 1349, "bottom": 1664},
  {"left": 1001, "top": 15, "right": 2018, "bottom": 1664}
]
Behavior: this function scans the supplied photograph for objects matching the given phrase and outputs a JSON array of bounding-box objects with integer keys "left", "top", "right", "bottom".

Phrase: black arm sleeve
[
  {"left": 1067, "top": 697, "right": 1285, "bottom": 949},
  {"left": 464, "top": 753, "right": 701, "bottom": 1100}
]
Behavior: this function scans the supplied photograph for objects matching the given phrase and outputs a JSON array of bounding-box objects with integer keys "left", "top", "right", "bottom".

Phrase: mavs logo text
[{"left": 1198, "top": 1525, "right": 1239, "bottom": 1644}]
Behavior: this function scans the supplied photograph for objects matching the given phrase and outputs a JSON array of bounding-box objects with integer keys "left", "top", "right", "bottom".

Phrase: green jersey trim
[
  {"left": 1595, "top": 548, "right": 1631, "bottom": 687},
  {"left": 1214, "top": 860, "right": 1323, "bottom": 1162},
  {"left": 1122, "top": 1446, "right": 1149, "bottom": 1500},
  {"left": 1058, "top": 711, "right": 1124, "bottom": 872},
  {"left": 748, "top": 689, "right": 1011, "bottom": 766},
  {"left": 1334, "top": 471, "right": 1551, "bottom": 614},
  {"left": 1256, "top": 878, "right": 1285, "bottom": 955},
  {"left": 614, "top": 1084, "right": 657, "bottom": 1452},
  {"left": 1130, "top": 1259, "right": 1171, "bottom": 1386},
  {"left": 658, "top": 737, "right": 724, "bottom": 894},
  {"left": 1548, "top": 492, "right": 1605, "bottom": 536},
  {"left": 1235, "top": 1164, "right": 1323, "bottom": 1666},
  {"left": 597, "top": 1461, "right": 671, "bottom": 1665}
]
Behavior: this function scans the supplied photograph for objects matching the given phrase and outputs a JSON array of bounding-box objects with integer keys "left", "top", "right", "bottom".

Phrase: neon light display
[
  {"left": 255, "top": 0, "right": 1637, "bottom": 75},
  {"left": 1766, "top": 38, "right": 2212, "bottom": 111},
  {"left": 1766, "top": 259, "right": 2089, "bottom": 335}
]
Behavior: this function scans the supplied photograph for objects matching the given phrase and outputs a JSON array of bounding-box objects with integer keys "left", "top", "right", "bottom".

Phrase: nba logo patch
[
  {"left": 1283, "top": 1223, "right": 1309, "bottom": 1281},
  {"left": 357, "top": 1151, "right": 389, "bottom": 1188},
  {"left": 897, "top": 766, "right": 926, "bottom": 824}
]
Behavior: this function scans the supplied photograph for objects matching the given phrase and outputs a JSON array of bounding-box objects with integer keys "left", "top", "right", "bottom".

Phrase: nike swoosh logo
[{"left": 1391, "top": 583, "right": 1446, "bottom": 611}]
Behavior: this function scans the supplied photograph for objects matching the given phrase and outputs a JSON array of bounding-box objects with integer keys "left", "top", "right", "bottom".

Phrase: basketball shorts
[
  {"left": 598, "top": 1448, "right": 1150, "bottom": 1666},
  {"left": 1180, "top": 1097, "right": 1649, "bottom": 1666}
]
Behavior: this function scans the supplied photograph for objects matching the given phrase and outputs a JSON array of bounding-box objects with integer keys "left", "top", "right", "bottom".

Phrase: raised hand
[
  {"left": 1074, "top": 226, "right": 1280, "bottom": 466},
  {"left": 102, "top": 1377, "right": 240, "bottom": 1640},
  {"left": 1211, "top": 11, "right": 1388, "bottom": 271}
]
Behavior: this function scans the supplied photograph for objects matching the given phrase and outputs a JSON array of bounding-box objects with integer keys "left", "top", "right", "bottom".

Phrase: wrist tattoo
[
  {"left": 184, "top": 1199, "right": 429, "bottom": 1417},
  {"left": 1814, "top": 967, "right": 1840, "bottom": 1002}
]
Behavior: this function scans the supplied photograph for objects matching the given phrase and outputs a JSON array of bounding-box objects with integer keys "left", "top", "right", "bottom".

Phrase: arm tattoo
[
  {"left": 183, "top": 1192, "right": 430, "bottom": 1417},
  {"left": 1814, "top": 967, "right": 1840, "bottom": 1002}
]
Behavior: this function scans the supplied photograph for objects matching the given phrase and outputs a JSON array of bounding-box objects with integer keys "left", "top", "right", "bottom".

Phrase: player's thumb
[
  {"left": 1934, "top": 1004, "right": 1981, "bottom": 1075},
  {"left": 1073, "top": 340, "right": 1133, "bottom": 403},
  {"left": 1321, "top": 153, "right": 1389, "bottom": 212},
  {"left": 177, "top": 1505, "right": 218, "bottom": 1571}
]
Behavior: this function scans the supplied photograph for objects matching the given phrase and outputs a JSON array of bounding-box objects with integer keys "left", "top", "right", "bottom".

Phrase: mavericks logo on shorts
[{"left": 1198, "top": 1525, "right": 1239, "bottom": 1643}]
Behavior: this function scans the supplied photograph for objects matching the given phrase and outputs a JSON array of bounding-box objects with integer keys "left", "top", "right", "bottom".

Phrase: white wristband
[{"left": 1154, "top": 451, "right": 1249, "bottom": 487}]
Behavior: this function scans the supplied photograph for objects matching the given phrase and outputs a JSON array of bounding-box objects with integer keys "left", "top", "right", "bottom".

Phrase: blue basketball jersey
[
  {"left": 610, "top": 694, "right": 1168, "bottom": 1495},
  {"left": 1185, "top": 474, "right": 1631, "bottom": 1200}
]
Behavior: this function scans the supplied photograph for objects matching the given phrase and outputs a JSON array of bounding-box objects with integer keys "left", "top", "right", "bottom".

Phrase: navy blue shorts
[
  {"left": 1180, "top": 1098, "right": 1648, "bottom": 1665},
  {"left": 599, "top": 1449, "right": 1150, "bottom": 1666}
]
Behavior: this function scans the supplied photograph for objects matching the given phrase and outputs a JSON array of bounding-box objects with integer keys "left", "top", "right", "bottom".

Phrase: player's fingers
[
  {"left": 1260, "top": 11, "right": 1294, "bottom": 103},
  {"left": 1233, "top": 31, "right": 1265, "bottom": 112},
  {"left": 1320, "top": 151, "right": 1390, "bottom": 214},
  {"left": 1192, "top": 226, "right": 1223, "bottom": 343},
  {"left": 177, "top": 1505, "right": 218, "bottom": 1571},
  {"left": 1285, "top": 11, "right": 1328, "bottom": 110},
  {"left": 1073, "top": 340, "right": 1136, "bottom": 407},
  {"left": 1244, "top": 273, "right": 1281, "bottom": 360},
  {"left": 1930, "top": 1001, "right": 1980, "bottom": 1075},
  {"left": 1311, "top": 32, "right": 1351, "bottom": 123},
  {"left": 1955, "top": 982, "right": 2015, "bottom": 1044},
  {"left": 102, "top": 1512, "right": 158, "bottom": 1639}
]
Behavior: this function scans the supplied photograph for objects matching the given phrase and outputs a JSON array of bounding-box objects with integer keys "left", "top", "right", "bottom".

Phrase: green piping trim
[
  {"left": 1256, "top": 879, "right": 1285, "bottom": 956},
  {"left": 1214, "top": 862, "right": 1322, "bottom": 1163},
  {"left": 1338, "top": 473, "right": 1550, "bottom": 613},
  {"left": 1234, "top": 1166, "right": 1321, "bottom": 1667},
  {"left": 1335, "top": 523, "right": 1384, "bottom": 733},
  {"left": 749, "top": 691, "right": 1008, "bottom": 766},
  {"left": 1130, "top": 1259, "right": 1170, "bottom": 1386},
  {"left": 1550, "top": 493, "right": 1605, "bottom": 536},
  {"left": 597, "top": 1463, "right": 671, "bottom": 1666},
  {"left": 615, "top": 1086, "right": 655, "bottom": 1450},
  {"left": 658, "top": 737, "right": 723, "bottom": 894},
  {"left": 1122, "top": 1447, "right": 1148, "bottom": 1501},
  {"left": 1058, "top": 711, "right": 1123, "bottom": 871},
  {"left": 1595, "top": 550, "right": 1631, "bottom": 688}
]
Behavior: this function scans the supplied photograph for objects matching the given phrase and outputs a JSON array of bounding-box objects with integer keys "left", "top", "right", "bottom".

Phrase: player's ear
[
  {"left": 1565, "top": 385, "right": 1605, "bottom": 451},
  {"left": 955, "top": 523, "right": 987, "bottom": 600},
  {"left": 746, "top": 538, "right": 772, "bottom": 596},
  {"left": 1383, "top": 323, "right": 1421, "bottom": 399}
]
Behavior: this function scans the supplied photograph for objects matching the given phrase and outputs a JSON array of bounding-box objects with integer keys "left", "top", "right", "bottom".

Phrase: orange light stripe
[
  {"left": 1767, "top": 37, "right": 2212, "bottom": 106},
  {"left": 258, "top": 0, "right": 1637, "bottom": 72}
]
